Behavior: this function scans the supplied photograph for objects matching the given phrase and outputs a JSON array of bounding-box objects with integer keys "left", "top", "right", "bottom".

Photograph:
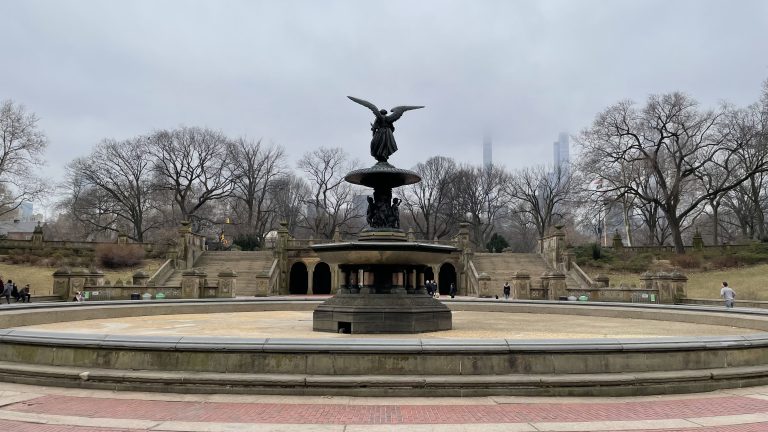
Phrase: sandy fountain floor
[{"left": 17, "top": 311, "right": 761, "bottom": 339}]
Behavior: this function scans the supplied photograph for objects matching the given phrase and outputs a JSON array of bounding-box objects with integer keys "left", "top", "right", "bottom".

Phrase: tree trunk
[
  {"left": 711, "top": 201, "right": 720, "bottom": 245},
  {"left": 668, "top": 215, "right": 686, "bottom": 254},
  {"left": 622, "top": 202, "right": 633, "bottom": 247}
]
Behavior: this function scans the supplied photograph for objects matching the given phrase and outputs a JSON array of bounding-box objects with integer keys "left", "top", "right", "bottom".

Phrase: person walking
[
  {"left": 449, "top": 283, "right": 457, "bottom": 299},
  {"left": 503, "top": 282, "right": 511, "bottom": 300},
  {"left": 720, "top": 281, "right": 736, "bottom": 309},
  {"left": 2, "top": 279, "right": 13, "bottom": 304}
]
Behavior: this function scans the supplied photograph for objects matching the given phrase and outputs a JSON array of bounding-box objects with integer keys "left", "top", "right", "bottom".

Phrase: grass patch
[
  {"left": 0, "top": 259, "right": 166, "bottom": 297},
  {"left": 591, "top": 264, "right": 768, "bottom": 301}
]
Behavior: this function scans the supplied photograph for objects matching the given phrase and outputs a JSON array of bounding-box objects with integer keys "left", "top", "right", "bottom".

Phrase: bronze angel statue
[{"left": 348, "top": 96, "right": 424, "bottom": 163}]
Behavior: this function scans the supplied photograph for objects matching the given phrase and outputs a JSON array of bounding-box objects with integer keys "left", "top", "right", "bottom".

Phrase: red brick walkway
[
  {"left": 9, "top": 394, "right": 768, "bottom": 424},
  {"left": 3, "top": 385, "right": 768, "bottom": 431}
]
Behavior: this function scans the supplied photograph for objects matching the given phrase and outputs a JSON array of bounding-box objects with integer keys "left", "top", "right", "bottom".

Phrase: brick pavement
[
  {"left": 8, "top": 394, "right": 768, "bottom": 424},
  {"left": 2, "top": 383, "right": 768, "bottom": 431}
]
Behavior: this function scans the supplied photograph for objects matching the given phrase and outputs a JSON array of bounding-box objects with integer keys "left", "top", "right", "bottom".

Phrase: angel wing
[
  {"left": 386, "top": 105, "right": 425, "bottom": 122},
  {"left": 347, "top": 96, "right": 384, "bottom": 120}
]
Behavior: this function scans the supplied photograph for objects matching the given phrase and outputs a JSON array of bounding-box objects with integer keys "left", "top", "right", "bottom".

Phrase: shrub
[
  {"left": 95, "top": 244, "right": 145, "bottom": 269},
  {"left": 485, "top": 233, "right": 510, "bottom": 253},
  {"left": 709, "top": 255, "right": 741, "bottom": 269},
  {"left": 670, "top": 254, "right": 702, "bottom": 269},
  {"left": 233, "top": 234, "right": 261, "bottom": 251}
]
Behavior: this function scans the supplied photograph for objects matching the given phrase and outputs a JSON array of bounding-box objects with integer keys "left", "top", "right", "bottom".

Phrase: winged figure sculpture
[{"left": 348, "top": 96, "right": 424, "bottom": 163}]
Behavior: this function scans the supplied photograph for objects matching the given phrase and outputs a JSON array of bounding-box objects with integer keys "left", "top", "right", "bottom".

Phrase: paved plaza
[
  {"left": 0, "top": 382, "right": 767, "bottom": 431},
  {"left": 17, "top": 309, "right": 758, "bottom": 340}
]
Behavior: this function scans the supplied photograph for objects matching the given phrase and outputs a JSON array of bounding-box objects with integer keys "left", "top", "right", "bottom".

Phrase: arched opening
[
  {"left": 438, "top": 262, "right": 457, "bottom": 295},
  {"left": 289, "top": 262, "right": 308, "bottom": 295},
  {"left": 312, "top": 262, "right": 332, "bottom": 295}
]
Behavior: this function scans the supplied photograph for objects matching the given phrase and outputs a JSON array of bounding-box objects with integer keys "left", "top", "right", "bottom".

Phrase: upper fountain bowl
[{"left": 344, "top": 162, "right": 421, "bottom": 189}]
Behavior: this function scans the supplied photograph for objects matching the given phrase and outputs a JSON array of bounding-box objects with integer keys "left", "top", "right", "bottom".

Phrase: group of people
[
  {"left": 1, "top": 278, "right": 31, "bottom": 304},
  {"left": 425, "top": 280, "right": 457, "bottom": 299}
]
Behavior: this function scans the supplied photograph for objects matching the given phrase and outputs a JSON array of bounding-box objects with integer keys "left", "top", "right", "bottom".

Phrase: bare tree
[
  {"left": 271, "top": 174, "right": 311, "bottom": 235},
  {"left": 506, "top": 164, "right": 577, "bottom": 241},
  {"left": 0, "top": 100, "right": 48, "bottom": 217},
  {"left": 450, "top": 164, "right": 509, "bottom": 248},
  {"left": 297, "top": 147, "right": 362, "bottom": 239},
  {"left": 578, "top": 92, "right": 768, "bottom": 253},
  {"left": 228, "top": 138, "right": 286, "bottom": 245},
  {"left": 149, "top": 127, "right": 236, "bottom": 227},
  {"left": 401, "top": 156, "right": 457, "bottom": 240},
  {"left": 65, "top": 137, "right": 160, "bottom": 241}
]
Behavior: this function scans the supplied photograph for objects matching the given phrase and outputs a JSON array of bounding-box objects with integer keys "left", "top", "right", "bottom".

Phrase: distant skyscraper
[
  {"left": 553, "top": 132, "right": 570, "bottom": 167},
  {"left": 483, "top": 134, "right": 492, "bottom": 168}
]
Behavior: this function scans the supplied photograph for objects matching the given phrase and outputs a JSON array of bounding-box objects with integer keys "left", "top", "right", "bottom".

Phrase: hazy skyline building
[
  {"left": 553, "top": 132, "right": 570, "bottom": 167},
  {"left": 483, "top": 134, "right": 492, "bottom": 168}
]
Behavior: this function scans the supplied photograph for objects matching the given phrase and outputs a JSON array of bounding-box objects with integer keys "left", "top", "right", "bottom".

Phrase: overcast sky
[{"left": 2, "top": 0, "right": 768, "bottom": 214}]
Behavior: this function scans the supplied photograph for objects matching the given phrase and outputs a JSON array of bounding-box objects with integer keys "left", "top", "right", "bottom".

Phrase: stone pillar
[
  {"left": 416, "top": 268, "right": 426, "bottom": 294},
  {"left": 181, "top": 269, "right": 203, "bottom": 298},
  {"left": 477, "top": 272, "right": 493, "bottom": 297},
  {"left": 362, "top": 269, "right": 375, "bottom": 294},
  {"left": 217, "top": 269, "right": 237, "bottom": 298},
  {"left": 52, "top": 268, "right": 71, "bottom": 299},
  {"left": 457, "top": 222, "right": 471, "bottom": 251},
  {"left": 563, "top": 251, "right": 574, "bottom": 271},
  {"left": 337, "top": 268, "right": 348, "bottom": 293},
  {"left": 62, "top": 268, "right": 89, "bottom": 300},
  {"left": 510, "top": 271, "right": 531, "bottom": 300},
  {"left": 307, "top": 265, "right": 314, "bottom": 295},
  {"left": 132, "top": 270, "right": 150, "bottom": 286},
  {"left": 276, "top": 221, "right": 290, "bottom": 295},
  {"left": 391, "top": 271, "right": 405, "bottom": 294},
  {"left": 31, "top": 223, "right": 44, "bottom": 247},
  {"left": 176, "top": 221, "right": 194, "bottom": 269},
  {"left": 117, "top": 232, "right": 129, "bottom": 245},
  {"left": 640, "top": 272, "right": 653, "bottom": 290},
  {"left": 692, "top": 230, "right": 704, "bottom": 250},
  {"left": 653, "top": 272, "right": 674, "bottom": 304},
  {"left": 540, "top": 272, "right": 551, "bottom": 299},
  {"left": 548, "top": 271, "right": 567, "bottom": 300},
  {"left": 670, "top": 271, "right": 688, "bottom": 303},
  {"left": 612, "top": 231, "right": 623, "bottom": 249}
]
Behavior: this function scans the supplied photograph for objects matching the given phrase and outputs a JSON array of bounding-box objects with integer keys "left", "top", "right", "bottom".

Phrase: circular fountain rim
[{"left": 3, "top": 299, "right": 768, "bottom": 396}]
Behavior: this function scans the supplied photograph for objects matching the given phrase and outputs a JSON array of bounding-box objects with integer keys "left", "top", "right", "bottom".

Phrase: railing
[
  {"left": 564, "top": 287, "right": 659, "bottom": 303},
  {"left": 268, "top": 258, "right": 280, "bottom": 295},
  {"left": 82, "top": 284, "right": 184, "bottom": 301},
  {"left": 569, "top": 261, "right": 595, "bottom": 288},
  {"left": 0, "top": 238, "right": 155, "bottom": 252},
  {"left": 466, "top": 260, "right": 480, "bottom": 296},
  {"left": 602, "top": 243, "right": 753, "bottom": 253},
  {"left": 148, "top": 258, "right": 175, "bottom": 285}
]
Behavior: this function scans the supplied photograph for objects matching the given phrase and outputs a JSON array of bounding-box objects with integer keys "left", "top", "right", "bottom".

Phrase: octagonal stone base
[{"left": 313, "top": 293, "right": 452, "bottom": 334}]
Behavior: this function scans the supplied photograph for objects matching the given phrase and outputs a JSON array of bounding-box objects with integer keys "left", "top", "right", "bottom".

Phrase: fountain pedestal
[{"left": 311, "top": 162, "right": 455, "bottom": 334}]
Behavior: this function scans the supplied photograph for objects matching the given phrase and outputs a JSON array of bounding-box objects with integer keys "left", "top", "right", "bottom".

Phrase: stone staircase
[
  {"left": 472, "top": 252, "right": 581, "bottom": 291},
  {"left": 159, "top": 251, "right": 276, "bottom": 296}
]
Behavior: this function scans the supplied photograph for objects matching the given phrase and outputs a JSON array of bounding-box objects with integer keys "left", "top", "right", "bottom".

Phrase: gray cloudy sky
[{"left": 2, "top": 0, "right": 768, "bottom": 209}]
